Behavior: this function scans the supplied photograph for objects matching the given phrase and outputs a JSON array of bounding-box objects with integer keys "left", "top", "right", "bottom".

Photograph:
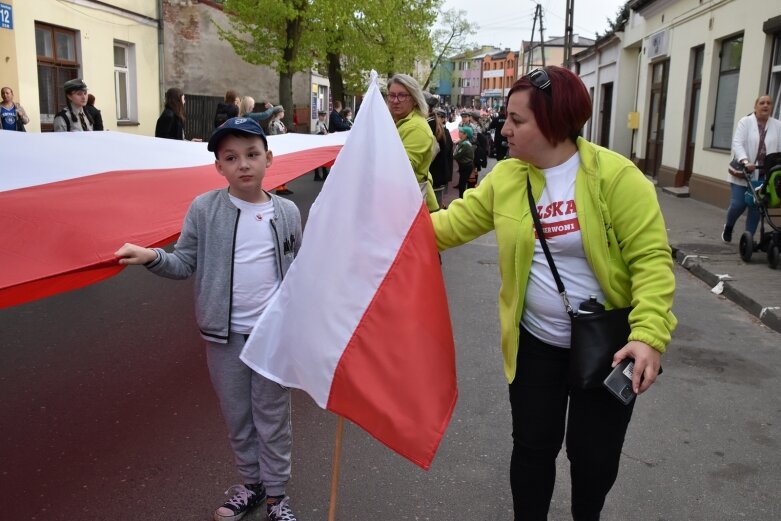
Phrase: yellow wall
[
  {"left": 0, "top": 0, "right": 20, "bottom": 94},
  {"left": 8, "top": 0, "right": 160, "bottom": 134}
]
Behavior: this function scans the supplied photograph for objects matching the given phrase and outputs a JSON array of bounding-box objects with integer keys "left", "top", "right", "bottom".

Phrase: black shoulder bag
[{"left": 526, "top": 176, "right": 632, "bottom": 389}]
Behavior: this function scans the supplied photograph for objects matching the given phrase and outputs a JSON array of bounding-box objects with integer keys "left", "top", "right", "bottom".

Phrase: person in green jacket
[
  {"left": 430, "top": 66, "right": 676, "bottom": 521},
  {"left": 453, "top": 126, "right": 475, "bottom": 198},
  {"left": 386, "top": 74, "right": 440, "bottom": 211}
]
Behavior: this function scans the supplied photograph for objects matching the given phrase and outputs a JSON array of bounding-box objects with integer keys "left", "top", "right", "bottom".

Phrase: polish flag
[
  {"left": 0, "top": 130, "right": 347, "bottom": 309},
  {"left": 240, "top": 72, "right": 457, "bottom": 470}
]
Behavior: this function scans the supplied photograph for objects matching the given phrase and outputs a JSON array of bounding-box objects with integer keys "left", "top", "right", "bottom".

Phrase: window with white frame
[
  {"left": 711, "top": 34, "right": 743, "bottom": 150},
  {"left": 769, "top": 33, "right": 781, "bottom": 120},
  {"left": 113, "top": 41, "right": 137, "bottom": 122}
]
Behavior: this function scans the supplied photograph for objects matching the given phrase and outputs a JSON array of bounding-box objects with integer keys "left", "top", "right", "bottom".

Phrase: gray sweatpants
[{"left": 206, "top": 333, "right": 291, "bottom": 497}]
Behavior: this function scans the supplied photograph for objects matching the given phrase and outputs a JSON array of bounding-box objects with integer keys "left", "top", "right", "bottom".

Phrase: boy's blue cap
[
  {"left": 208, "top": 117, "right": 268, "bottom": 152},
  {"left": 458, "top": 126, "right": 473, "bottom": 140}
]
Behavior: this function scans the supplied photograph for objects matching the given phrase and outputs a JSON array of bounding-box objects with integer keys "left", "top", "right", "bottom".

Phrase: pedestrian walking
[{"left": 721, "top": 94, "right": 781, "bottom": 242}]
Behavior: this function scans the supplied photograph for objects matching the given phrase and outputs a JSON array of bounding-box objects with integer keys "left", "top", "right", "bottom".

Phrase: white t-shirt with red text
[{"left": 521, "top": 152, "right": 605, "bottom": 348}]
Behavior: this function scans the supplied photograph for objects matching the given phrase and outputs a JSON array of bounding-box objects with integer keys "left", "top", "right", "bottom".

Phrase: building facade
[
  {"left": 481, "top": 49, "right": 518, "bottom": 109},
  {"left": 519, "top": 34, "right": 595, "bottom": 75},
  {"left": 622, "top": 0, "right": 781, "bottom": 207},
  {"left": 0, "top": 0, "right": 162, "bottom": 134}
]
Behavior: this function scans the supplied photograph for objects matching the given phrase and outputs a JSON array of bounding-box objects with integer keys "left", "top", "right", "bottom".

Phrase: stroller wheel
[
  {"left": 768, "top": 244, "right": 780, "bottom": 269},
  {"left": 739, "top": 231, "right": 754, "bottom": 262}
]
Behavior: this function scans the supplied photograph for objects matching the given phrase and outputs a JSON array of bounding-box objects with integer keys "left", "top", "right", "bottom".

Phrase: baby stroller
[{"left": 738, "top": 152, "right": 781, "bottom": 268}]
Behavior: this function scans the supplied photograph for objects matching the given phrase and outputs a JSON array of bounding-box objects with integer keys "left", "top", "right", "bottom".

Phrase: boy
[
  {"left": 115, "top": 117, "right": 301, "bottom": 521},
  {"left": 313, "top": 110, "right": 329, "bottom": 181}
]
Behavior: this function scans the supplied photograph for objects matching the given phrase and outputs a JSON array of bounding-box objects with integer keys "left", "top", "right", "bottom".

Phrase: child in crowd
[
  {"left": 453, "top": 126, "right": 475, "bottom": 198},
  {"left": 115, "top": 117, "right": 301, "bottom": 521},
  {"left": 313, "top": 110, "right": 329, "bottom": 181}
]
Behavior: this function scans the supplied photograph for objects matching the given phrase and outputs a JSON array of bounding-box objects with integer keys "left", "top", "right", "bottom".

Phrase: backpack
[{"left": 56, "top": 109, "right": 72, "bottom": 131}]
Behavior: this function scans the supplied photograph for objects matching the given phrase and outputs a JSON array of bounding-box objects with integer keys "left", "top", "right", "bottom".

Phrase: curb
[{"left": 672, "top": 246, "right": 781, "bottom": 334}]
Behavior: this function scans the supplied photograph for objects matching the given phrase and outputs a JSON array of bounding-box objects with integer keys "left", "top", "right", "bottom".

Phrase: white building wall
[{"left": 623, "top": 0, "right": 781, "bottom": 190}]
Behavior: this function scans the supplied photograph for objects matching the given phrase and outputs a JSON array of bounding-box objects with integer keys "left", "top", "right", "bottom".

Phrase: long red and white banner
[{"left": 0, "top": 130, "right": 347, "bottom": 309}]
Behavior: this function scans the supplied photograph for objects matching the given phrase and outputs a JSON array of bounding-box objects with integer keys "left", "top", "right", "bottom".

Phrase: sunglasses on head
[{"left": 526, "top": 68, "right": 551, "bottom": 95}]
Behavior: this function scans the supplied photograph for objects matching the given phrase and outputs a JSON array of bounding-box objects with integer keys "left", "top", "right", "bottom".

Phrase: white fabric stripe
[
  {"left": 0, "top": 130, "right": 348, "bottom": 193},
  {"left": 240, "top": 72, "right": 423, "bottom": 407}
]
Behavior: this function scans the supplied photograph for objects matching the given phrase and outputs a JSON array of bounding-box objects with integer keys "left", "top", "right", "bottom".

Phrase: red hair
[{"left": 506, "top": 66, "right": 592, "bottom": 145}]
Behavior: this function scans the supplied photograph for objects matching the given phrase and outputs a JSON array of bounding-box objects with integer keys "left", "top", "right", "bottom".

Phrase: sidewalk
[
  {"left": 441, "top": 167, "right": 781, "bottom": 334},
  {"left": 657, "top": 188, "right": 781, "bottom": 334}
]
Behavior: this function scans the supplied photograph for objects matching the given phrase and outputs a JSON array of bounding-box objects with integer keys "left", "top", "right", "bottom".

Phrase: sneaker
[
  {"left": 267, "top": 496, "right": 298, "bottom": 521},
  {"left": 722, "top": 224, "right": 733, "bottom": 243},
  {"left": 213, "top": 483, "right": 266, "bottom": 521}
]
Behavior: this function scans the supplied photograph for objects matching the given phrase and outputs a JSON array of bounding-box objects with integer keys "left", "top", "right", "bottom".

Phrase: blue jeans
[{"left": 725, "top": 183, "right": 759, "bottom": 234}]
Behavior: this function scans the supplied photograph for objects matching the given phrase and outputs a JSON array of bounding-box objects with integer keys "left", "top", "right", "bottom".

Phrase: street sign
[{"left": 0, "top": 3, "right": 12, "bottom": 30}]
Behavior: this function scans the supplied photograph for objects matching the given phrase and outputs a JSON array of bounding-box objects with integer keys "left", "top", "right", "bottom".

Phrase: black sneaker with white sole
[
  {"left": 267, "top": 495, "right": 298, "bottom": 521},
  {"left": 213, "top": 483, "right": 266, "bottom": 521},
  {"left": 722, "top": 224, "right": 733, "bottom": 243}
]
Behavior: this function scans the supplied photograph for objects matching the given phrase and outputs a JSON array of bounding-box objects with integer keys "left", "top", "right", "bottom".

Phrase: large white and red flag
[
  {"left": 0, "top": 130, "right": 346, "bottom": 309},
  {"left": 240, "top": 72, "right": 458, "bottom": 470}
]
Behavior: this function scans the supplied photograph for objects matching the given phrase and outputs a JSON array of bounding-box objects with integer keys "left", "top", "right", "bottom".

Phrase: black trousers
[
  {"left": 509, "top": 326, "right": 635, "bottom": 521},
  {"left": 456, "top": 164, "right": 472, "bottom": 198}
]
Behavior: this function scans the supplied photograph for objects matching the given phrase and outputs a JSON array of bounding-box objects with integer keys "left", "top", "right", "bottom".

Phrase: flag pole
[{"left": 328, "top": 416, "right": 345, "bottom": 521}]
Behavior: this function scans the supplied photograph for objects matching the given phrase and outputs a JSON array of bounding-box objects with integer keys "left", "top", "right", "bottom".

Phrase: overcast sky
[{"left": 439, "top": 0, "right": 627, "bottom": 49}]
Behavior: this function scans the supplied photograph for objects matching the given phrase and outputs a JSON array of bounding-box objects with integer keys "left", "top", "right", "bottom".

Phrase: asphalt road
[{"left": 1, "top": 175, "right": 779, "bottom": 521}]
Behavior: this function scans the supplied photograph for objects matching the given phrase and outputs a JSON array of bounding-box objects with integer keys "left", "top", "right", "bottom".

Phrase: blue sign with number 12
[{"left": 0, "top": 3, "right": 12, "bottom": 30}]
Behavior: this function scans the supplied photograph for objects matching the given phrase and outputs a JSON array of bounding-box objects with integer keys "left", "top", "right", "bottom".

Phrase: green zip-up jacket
[
  {"left": 396, "top": 110, "right": 440, "bottom": 211},
  {"left": 431, "top": 138, "right": 677, "bottom": 383}
]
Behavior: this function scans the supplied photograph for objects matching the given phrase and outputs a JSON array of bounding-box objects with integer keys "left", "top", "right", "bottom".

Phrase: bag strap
[{"left": 526, "top": 175, "right": 574, "bottom": 316}]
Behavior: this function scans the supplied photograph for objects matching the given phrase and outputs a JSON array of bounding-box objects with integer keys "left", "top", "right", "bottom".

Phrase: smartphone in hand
[{"left": 603, "top": 358, "right": 636, "bottom": 405}]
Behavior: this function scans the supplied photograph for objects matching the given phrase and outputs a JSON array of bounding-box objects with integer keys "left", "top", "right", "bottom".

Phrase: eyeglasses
[
  {"left": 526, "top": 68, "right": 551, "bottom": 95},
  {"left": 387, "top": 93, "right": 411, "bottom": 102}
]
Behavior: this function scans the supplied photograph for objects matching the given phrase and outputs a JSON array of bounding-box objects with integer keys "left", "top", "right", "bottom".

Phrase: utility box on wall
[{"left": 627, "top": 112, "right": 639, "bottom": 130}]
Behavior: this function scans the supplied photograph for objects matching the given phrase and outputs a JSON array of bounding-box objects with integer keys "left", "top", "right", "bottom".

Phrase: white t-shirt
[
  {"left": 228, "top": 194, "right": 280, "bottom": 334},
  {"left": 521, "top": 152, "right": 605, "bottom": 348}
]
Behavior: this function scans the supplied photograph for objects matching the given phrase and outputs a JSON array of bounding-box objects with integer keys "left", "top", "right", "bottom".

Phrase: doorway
[{"left": 645, "top": 60, "right": 669, "bottom": 178}]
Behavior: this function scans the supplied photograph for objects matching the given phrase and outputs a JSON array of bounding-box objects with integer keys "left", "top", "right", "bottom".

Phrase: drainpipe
[{"left": 157, "top": 0, "right": 165, "bottom": 111}]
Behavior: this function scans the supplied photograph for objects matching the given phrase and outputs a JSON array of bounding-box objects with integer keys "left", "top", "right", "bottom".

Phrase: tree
[
  {"left": 216, "top": 0, "right": 326, "bottom": 128},
  {"left": 423, "top": 8, "right": 476, "bottom": 91},
  {"left": 320, "top": 0, "right": 440, "bottom": 104}
]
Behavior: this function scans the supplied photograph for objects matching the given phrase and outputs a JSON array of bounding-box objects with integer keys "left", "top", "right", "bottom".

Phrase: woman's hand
[{"left": 612, "top": 341, "right": 662, "bottom": 395}]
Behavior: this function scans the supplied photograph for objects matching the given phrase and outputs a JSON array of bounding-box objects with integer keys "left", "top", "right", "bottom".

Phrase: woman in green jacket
[
  {"left": 386, "top": 74, "right": 440, "bottom": 211},
  {"left": 430, "top": 66, "right": 676, "bottom": 520}
]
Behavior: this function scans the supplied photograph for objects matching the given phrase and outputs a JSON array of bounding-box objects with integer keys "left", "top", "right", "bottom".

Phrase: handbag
[
  {"left": 728, "top": 156, "right": 744, "bottom": 177},
  {"left": 526, "top": 176, "right": 632, "bottom": 389}
]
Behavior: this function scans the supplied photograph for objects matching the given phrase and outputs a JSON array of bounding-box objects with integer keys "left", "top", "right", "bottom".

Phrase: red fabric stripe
[
  {"left": 326, "top": 205, "right": 457, "bottom": 470},
  {"left": 0, "top": 145, "right": 342, "bottom": 309}
]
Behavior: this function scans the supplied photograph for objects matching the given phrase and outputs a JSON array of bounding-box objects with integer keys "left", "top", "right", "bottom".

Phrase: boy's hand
[{"left": 115, "top": 243, "right": 157, "bottom": 265}]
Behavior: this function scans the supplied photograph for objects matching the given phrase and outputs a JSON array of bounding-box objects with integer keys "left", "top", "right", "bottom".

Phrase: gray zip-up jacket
[{"left": 146, "top": 188, "right": 302, "bottom": 343}]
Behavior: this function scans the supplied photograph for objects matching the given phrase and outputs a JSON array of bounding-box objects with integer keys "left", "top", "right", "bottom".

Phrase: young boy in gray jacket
[{"left": 115, "top": 117, "right": 301, "bottom": 521}]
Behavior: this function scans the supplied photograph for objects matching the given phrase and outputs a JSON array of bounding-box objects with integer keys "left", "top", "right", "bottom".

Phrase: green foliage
[
  {"left": 320, "top": 0, "right": 440, "bottom": 95},
  {"left": 216, "top": 0, "right": 325, "bottom": 75}
]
